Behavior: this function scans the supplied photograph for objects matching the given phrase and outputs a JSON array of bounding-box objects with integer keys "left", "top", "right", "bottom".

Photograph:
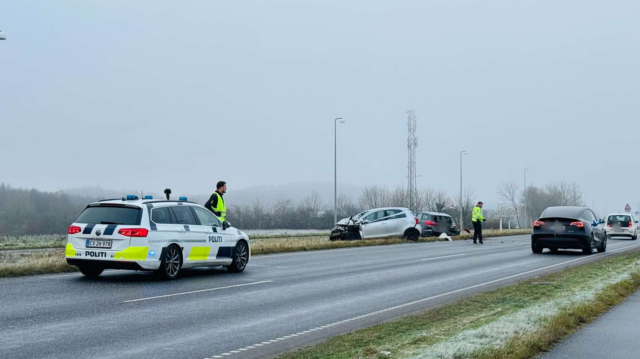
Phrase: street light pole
[
  {"left": 524, "top": 168, "right": 529, "bottom": 228},
  {"left": 460, "top": 150, "right": 467, "bottom": 230},
  {"left": 334, "top": 117, "right": 345, "bottom": 225}
]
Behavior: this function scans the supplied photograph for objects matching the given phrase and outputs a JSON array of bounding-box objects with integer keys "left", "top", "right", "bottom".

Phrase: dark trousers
[{"left": 473, "top": 221, "right": 483, "bottom": 242}]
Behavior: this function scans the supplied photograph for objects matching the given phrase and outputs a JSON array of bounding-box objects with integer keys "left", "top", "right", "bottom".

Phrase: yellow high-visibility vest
[
  {"left": 472, "top": 206, "right": 484, "bottom": 222},
  {"left": 212, "top": 192, "right": 226, "bottom": 222}
]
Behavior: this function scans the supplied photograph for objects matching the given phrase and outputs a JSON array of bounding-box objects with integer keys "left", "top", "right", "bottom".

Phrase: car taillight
[
  {"left": 425, "top": 220, "right": 437, "bottom": 226},
  {"left": 630, "top": 221, "right": 634, "bottom": 228},
  {"left": 68, "top": 226, "right": 81, "bottom": 234},
  {"left": 570, "top": 222, "right": 584, "bottom": 228},
  {"left": 533, "top": 220, "right": 544, "bottom": 227},
  {"left": 414, "top": 217, "right": 419, "bottom": 225},
  {"left": 118, "top": 228, "right": 149, "bottom": 237},
  {"left": 607, "top": 222, "right": 611, "bottom": 227}
]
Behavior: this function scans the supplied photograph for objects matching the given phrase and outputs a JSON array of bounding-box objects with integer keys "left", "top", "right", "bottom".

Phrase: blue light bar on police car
[
  {"left": 143, "top": 195, "right": 153, "bottom": 199},
  {"left": 126, "top": 195, "right": 137, "bottom": 200},
  {"left": 179, "top": 197, "right": 188, "bottom": 201}
]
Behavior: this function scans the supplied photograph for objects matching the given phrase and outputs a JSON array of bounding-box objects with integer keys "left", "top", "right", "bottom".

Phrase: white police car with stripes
[{"left": 66, "top": 194, "right": 250, "bottom": 279}]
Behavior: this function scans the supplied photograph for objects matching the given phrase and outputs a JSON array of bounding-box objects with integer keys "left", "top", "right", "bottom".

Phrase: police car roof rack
[{"left": 142, "top": 199, "right": 196, "bottom": 204}]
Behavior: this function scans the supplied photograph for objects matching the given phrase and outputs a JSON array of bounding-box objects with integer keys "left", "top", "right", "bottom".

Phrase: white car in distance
[{"left": 605, "top": 213, "right": 638, "bottom": 240}]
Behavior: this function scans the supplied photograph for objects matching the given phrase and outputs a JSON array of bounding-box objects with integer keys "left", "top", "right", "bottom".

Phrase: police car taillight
[
  {"left": 118, "top": 228, "right": 149, "bottom": 237},
  {"left": 68, "top": 226, "right": 81, "bottom": 234}
]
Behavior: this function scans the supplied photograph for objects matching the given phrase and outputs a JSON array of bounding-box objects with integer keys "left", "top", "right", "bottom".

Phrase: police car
[{"left": 66, "top": 194, "right": 250, "bottom": 279}]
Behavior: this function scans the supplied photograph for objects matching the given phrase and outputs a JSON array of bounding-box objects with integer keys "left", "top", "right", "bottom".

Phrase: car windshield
[
  {"left": 353, "top": 211, "right": 370, "bottom": 220},
  {"left": 76, "top": 205, "right": 142, "bottom": 225},
  {"left": 609, "top": 215, "right": 631, "bottom": 224},
  {"left": 541, "top": 207, "right": 585, "bottom": 219}
]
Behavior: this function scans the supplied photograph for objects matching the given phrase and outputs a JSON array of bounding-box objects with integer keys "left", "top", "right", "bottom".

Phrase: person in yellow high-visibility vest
[
  {"left": 472, "top": 201, "right": 486, "bottom": 244},
  {"left": 205, "top": 181, "right": 227, "bottom": 222}
]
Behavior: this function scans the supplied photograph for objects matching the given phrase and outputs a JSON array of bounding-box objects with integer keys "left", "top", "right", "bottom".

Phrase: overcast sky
[{"left": 1, "top": 0, "right": 638, "bottom": 214}]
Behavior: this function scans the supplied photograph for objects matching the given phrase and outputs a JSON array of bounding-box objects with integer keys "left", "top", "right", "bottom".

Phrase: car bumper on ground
[
  {"left": 421, "top": 228, "right": 460, "bottom": 237},
  {"left": 531, "top": 234, "right": 591, "bottom": 250}
]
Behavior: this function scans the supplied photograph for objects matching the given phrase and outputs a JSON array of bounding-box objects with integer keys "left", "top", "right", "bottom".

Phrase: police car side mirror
[{"left": 222, "top": 221, "right": 231, "bottom": 230}]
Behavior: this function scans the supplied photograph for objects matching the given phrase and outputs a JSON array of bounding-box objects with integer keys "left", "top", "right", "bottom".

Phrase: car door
[
  {"left": 169, "top": 205, "right": 206, "bottom": 263},
  {"left": 384, "top": 209, "right": 406, "bottom": 237},
  {"left": 149, "top": 205, "right": 182, "bottom": 245},
  {"left": 360, "top": 210, "right": 385, "bottom": 239},
  {"left": 585, "top": 210, "right": 603, "bottom": 241},
  {"left": 191, "top": 206, "right": 227, "bottom": 261}
]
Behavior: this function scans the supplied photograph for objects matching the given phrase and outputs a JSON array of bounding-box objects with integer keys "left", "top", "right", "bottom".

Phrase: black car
[
  {"left": 416, "top": 211, "right": 460, "bottom": 237},
  {"left": 531, "top": 206, "right": 606, "bottom": 254}
]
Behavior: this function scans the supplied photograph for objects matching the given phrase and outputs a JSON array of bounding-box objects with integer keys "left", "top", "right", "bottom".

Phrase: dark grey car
[
  {"left": 531, "top": 206, "right": 606, "bottom": 254},
  {"left": 416, "top": 211, "right": 460, "bottom": 237}
]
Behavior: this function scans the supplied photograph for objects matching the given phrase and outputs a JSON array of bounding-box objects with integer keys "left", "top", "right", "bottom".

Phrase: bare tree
[
  {"left": 454, "top": 187, "right": 476, "bottom": 228},
  {"left": 389, "top": 185, "right": 408, "bottom": 207},
  {"left": 497, "top": 181, "right": 521, "bottom": 228},
  {"left": 433, "top": 190, "right": 450, "bottom": 213},
  {"left": 336, "top": 193, "right": 360, "bottom": 219},
  {"left": 359, "top": 185, "right": 390, "bottom": 209}
]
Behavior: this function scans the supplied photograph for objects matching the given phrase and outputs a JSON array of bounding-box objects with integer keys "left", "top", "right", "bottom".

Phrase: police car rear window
[{"left": 76, "top": 206, "right": 142, "bottom": 225}]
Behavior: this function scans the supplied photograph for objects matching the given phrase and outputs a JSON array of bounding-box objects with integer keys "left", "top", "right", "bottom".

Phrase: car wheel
[
  {"left": 598, "top": 236, "right": 607, "bottom": 253},
  {"left": 633, "top": 231, "right": 638, "bottom": 240},
  {"left": 531, "top": 244, "right": 543, "bottom": 254},
  {"left": 582, "top": 236, "right": 595, "bottom": 255},
  {"left": 403, "top": 229, "right": 420, "bottom": 242},
  {"left": 156, "top": 245, "right": 182, "bottom": 280},
  {"left": 227, "top": 241, "right": 249, "bottom": 273},
  {"left": 345, "top": 232, "right": 361, "bottom": 241},
  {"left": 79, "top": 266, "right": 104, "bottom": 278}
]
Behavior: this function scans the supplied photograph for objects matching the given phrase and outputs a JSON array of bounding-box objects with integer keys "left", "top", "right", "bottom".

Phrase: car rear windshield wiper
[{"left": 100, "top": 221, "right": 123, "bottom": 224}]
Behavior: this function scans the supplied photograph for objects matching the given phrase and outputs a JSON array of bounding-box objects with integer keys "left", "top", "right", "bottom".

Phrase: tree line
[
  {"left": 0, "top": 184, "right": 99, "bottom": 236},
  {"left": 0, "top": 181, "right": 586, "bottom": 235}
]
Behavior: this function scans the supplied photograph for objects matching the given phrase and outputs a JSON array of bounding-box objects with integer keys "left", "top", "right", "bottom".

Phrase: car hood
[{"left": 336, "top": 217, "right": 352, "bottom": 226}]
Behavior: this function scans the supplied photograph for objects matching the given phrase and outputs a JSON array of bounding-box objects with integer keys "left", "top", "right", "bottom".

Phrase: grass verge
[
  {"left": 251, "top": 229, "right": 530, "bottom": 255},
  {"left": 0, "top": 234, "right": 67, "bottom": 250},
  {"left": 277, "top": 250, "right": 640, "bottom": 359},
  {"left": 0, "top": 229, "right": 529, "bottom": 277},
  {"left": 0, "top": 249, "right": 77, "bottom": 278}
]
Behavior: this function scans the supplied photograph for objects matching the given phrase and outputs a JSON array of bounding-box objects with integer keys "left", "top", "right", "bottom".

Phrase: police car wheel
[
  {"left": 157, "top": 245, "right": 182, "bottom": 280},
  {"left": 228, "top": 241, "right": 249, "bottom": 273},
  {"left": 79, "top": 266, "right": 104, "bottom": 278}
]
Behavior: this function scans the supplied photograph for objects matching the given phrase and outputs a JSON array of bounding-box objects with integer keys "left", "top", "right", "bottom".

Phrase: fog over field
[{"left": 1, "top": 1, "right": 639, "bottom": 214}]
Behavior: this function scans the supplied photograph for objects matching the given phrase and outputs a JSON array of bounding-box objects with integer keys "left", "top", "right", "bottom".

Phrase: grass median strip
[
  {"left": 278, "top": 250, "right": 640, "bottom": 359},
  {"left": 0, "top": 229, "right": 528, "bottom": 278},
  {"left": 251, "top": 229, "right": 530, "bottom": 255}
]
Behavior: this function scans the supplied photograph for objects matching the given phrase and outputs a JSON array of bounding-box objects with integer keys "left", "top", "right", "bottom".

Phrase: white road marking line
[
  {"left": 420, "top": 253, "right": 467, "bottom": 261},
  {"left": 204, "top": 243, "right": 640, "bottom": 358},
  {"left": 123, "top": 280, "right": 273, "bottom": 303}
]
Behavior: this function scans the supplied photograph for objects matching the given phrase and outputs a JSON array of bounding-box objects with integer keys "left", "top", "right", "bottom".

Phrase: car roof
[
  {"left": 367, "top": 207, "right": 410, "bottom": 211},
  {"left": 417, "top": 211, "right": 452, "bottom": 216},
  {"left": 91, "top": 199, "right": 196, "bottom": 206},
  {"left": 607, "top": 213, "right": 633, "bottom": 216}
]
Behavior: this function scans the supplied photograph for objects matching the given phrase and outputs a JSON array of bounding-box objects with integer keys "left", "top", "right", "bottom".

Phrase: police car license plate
[{"left": 86, "top": 239, "right": 112, "bottom": 249}]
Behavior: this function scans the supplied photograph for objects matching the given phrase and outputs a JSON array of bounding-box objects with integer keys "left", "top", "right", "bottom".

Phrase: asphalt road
[
  {"left": 2, "top": 235, "right": 640, "bottom": 359},
  {"left": 542, "top": 290, "right": 640, "bottom": 359}
]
